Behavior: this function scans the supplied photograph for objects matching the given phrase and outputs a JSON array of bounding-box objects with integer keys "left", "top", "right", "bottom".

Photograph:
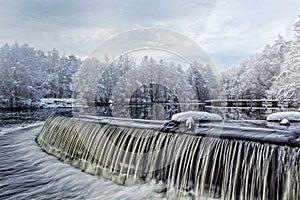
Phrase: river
[{"left": 0, "top": 123, "right": 167, "bottom": 200}]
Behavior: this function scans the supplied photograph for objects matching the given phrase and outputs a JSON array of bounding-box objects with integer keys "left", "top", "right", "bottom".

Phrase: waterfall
[{"left": 37, "top": 116, "right": 300, "bottom": 199}]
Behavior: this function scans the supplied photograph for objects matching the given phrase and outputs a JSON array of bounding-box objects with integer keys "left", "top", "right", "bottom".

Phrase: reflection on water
[{"left": 129, "top": 83, "right": 181, "bottom": 120}]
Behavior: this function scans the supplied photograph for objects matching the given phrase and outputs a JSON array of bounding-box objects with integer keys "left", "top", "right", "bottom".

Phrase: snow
[
  {"left": 267, "top": 112, "right": 300, "bottom": 122},
  {"left": 185, "top": 117, "right": 194, "bottom": 130},
  {"left": 0, "top": 44, "right": 81, "bottom": 109},
  {"left": 171, "top": 111, "right": 223, "bottom": 122},
  {"left": 280, "top": 118, "right": 290, "bottom": 126},
  {"left": 78, "top": 115, "right": 168, "bottom": 130},
  {"left": 221, "top": 21, "right": 300, "bottom": 102},
  {"left": 40, "top": 98, "right": 82, "bottom": 108}
]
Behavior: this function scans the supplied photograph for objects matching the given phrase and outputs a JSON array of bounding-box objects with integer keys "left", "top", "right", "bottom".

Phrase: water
[
  {"left": 37, "top": 116, "right": 300, "bottom": 199},
  {"left": 0, "top": 123, "right": 167, "bottom": 200},
  {"left": 0, "top": 108, "right": 72, "bottom": 127}
]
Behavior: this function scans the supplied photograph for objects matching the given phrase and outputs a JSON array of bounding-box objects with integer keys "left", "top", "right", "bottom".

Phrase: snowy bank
[
  {"left": 267, "top": 112, "right": 300, "bottom": 122},
  {"left": 171, "top": 111, "right": 223, "bottom": 122}
]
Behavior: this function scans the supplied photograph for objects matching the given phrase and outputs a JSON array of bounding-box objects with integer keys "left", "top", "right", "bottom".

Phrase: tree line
[
  {"left": 0, "top": 43, "right": 215, "bottom": 109},
  {"left": 1, "top": 16, "right": 299, "bottom": 109},
  {"left": 221, "top": 17, "right": 300, "bottom": 107},
  {"left": 0, "top": 43, "right": 81, "bottom": 108},
  {"left": 72, "top": 55, "right": 216, "bottom": 107}
]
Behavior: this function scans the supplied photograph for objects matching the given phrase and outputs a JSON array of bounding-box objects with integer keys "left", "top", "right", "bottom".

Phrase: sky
[{"left": 1, "top": 0, "right": 300, "bottom": 71}]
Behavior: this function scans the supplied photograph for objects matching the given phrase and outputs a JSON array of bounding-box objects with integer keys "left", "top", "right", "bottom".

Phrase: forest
[
  {"left": 0, "top": 43, "right": 81, "bottom": 108},
  {"left": 0, "top": 18, "right": 299, "bottom": 109},
  {"left": 221, "top": 18, "right": 300, "bottom": 107}
]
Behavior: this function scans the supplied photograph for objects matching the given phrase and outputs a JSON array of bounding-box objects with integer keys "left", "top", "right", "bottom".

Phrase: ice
[
  {"left": 267, "top": 111, "right": 300, "bottom": 122},
  {"left": 171, "top": 111, "right": 223, "bottom": 122}
]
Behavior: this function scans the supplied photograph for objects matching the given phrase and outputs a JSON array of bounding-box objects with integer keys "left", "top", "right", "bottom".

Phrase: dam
[{"left": 36, "top": 115, "right": 300, "bottom": 199}]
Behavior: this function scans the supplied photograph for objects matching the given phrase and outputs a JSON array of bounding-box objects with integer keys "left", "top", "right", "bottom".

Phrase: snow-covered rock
[
  {"left": 185, "top": 117, "right": 195, "bottom": 130},
  {"left": 279, "top": 118, "right": 290, "bottom": 126},
  {"left": 267, "top": 112, "right": 300, "bottom": 122},
  {"left": 171, "top": 111, "right": 223, "bottom": 122}
]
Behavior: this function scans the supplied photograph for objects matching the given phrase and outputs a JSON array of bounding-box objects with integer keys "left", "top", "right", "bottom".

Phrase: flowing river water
[{"left": 0, "top": 123, "right": 167, "bottom": 200}]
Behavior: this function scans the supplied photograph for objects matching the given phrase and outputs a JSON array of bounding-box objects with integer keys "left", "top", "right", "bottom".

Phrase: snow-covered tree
[
  {"left": 72, "top": 58, "right": 104, "bottom": 104},
  {"left": 271, "top": 17, "right": 300, "bottom": 106},
  {"left": 112, "top": 56, "right": 196, "bottom": 119},
  {"left": 56, "top": 54, "right": 81, "bottom": 98},
  {"left": 0, "top": 43, "right": 48, "bottom": 106},
  {"left": 222, "top": 35, "right": 289, "bottom": 99},
  {"left": 186, "top": 65, "right": 211, "bottom": 103},
  {"left": 95, "top": 54, "right": 134, "bottom": 104},
  {"left": 0, "top": 43, "right": 81, "bottom": 108},
  {"left": 191, "top": 61, "right": 221, "bottom": 99}
]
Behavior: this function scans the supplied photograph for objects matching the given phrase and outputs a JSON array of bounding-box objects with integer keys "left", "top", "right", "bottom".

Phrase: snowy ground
[
  {"left": 171, "top": 111, "right": 223, "bottom": 122},
  {"left": 267, "top": 111, "right": 300, "bottom": 122}
]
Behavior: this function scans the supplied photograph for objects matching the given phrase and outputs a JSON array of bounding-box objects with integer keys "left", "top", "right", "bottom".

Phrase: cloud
[
  {"left": 186, "top": 0, "right": 300, "bottom": 69},
  {"left": 0, "top": 0, "right": 299, "bottom": 69}
]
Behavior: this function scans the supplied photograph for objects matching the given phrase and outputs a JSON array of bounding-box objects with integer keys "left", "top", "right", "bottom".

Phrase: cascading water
[{"left": 37, "top": 116, "right": 300, "bottom": 199}]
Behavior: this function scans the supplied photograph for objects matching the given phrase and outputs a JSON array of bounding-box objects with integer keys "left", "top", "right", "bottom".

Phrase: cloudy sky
[{"left": 1, "top": 0, "right": 300, "bottom": 70}]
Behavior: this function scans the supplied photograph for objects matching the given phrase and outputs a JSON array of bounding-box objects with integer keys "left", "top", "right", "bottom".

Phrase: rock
[
  {"left": 160, "top": 121, "right": 180, "bottom": 133},
  {"left": 185, "top": 117, "right": 195, "bottom": 130},
  {"left": 280, "top": 118, "right": 290, "bottom": 126},
  {"left": 152, "top": 181, "right": 167, "bottom": 193}
]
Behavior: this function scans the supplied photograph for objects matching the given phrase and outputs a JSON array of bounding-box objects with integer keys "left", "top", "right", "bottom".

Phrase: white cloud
[
  {"left": 187, "top": 0, "right": 300, "bottom": 68},
  {"left": 0, "top": 0, "right": 299, "bottom": 69}
]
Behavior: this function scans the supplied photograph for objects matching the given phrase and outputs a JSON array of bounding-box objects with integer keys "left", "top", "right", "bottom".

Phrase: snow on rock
[
  {"left": 280, "top": 119, "right": 290, "bottom": 126},
  {"left": 267, "top": 112, "right": 300, "bottom": 122},
  {"left": 171, "top": 111, "right": 223, "bottom": 122},
  {"left": 185, "top": 117, "right": 195, "bottom": 130}
]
